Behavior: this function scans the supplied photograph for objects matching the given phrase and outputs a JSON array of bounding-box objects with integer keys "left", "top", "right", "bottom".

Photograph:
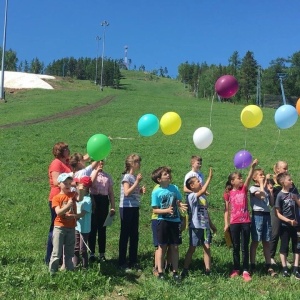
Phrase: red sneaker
[
  {"left": 230, "top": 270, "right": 240, "bottom": 278},
  {"left": 242, "top": 271, "right": 252, "bottom": 282}
]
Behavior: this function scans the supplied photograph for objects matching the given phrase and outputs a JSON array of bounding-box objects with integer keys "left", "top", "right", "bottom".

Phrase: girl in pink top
[
  {"left": 88, "top": 160, "right": 116, "bottom": 262},
  {"left": 223, "top": 159, "right": 258, "bottom": 282}
]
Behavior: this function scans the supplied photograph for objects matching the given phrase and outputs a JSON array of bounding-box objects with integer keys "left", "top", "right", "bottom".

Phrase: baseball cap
[
  {"left": 57, "top": 173, "right": 73, "bottom": 183},
  {"left": 74, "top": 176, "right": 93, "bottom": 187}
]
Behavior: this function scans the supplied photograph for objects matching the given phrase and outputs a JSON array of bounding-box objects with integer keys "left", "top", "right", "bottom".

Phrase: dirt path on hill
[{"left": 0, "top": 96, "right": 115, "bottom": 129}]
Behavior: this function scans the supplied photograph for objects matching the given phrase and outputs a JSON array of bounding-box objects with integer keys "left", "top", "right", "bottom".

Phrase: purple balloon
[
  {"left": 233, "top": 150, "right": 252, "bottom": 169},
  {"left": 215, "top": 75, "right": 239, "bottom": 98}
]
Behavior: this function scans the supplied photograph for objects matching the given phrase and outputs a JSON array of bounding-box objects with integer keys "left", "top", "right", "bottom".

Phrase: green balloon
[{"left": 87, "top": 134, "right": 111, "bottom": 160}]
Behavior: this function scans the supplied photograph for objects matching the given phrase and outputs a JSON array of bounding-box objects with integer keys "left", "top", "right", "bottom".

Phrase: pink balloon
[{"left": 215, "top": 75, "right": 239, "bottom": 98}]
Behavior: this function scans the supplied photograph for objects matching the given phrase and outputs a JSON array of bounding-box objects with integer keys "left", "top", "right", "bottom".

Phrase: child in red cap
[{"left": 72, "top": 176, "right": 93, "bottom": 269}]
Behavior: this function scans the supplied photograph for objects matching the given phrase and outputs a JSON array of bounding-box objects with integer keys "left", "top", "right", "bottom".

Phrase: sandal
[{"left": 268, "top": 268, "right": 278, "bottom": 277}]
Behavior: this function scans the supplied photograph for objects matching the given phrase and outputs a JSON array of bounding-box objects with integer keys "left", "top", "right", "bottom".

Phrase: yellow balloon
[
  {"left": 160, "top": 112, "right": 182, "bottom": 135},
  {"left": 240, "top": 105, "right": 263, "bottom": 128}
]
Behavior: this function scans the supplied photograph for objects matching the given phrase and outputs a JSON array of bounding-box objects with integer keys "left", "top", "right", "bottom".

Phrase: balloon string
[
  {"left": 244, "top": 128, "right": 247, "bottom": 149},
  {"left": 209, "top": 93, "right": 214, "bottom": 128},
  {"left": 268, "top": 129, "right": 281, "bottom": 162}
]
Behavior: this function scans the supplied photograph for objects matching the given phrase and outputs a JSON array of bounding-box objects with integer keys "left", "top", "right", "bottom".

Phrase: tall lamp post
[
  {"left": 95, "top": 36, "right": 100, "bottom": 85},
  {"left": 0, "top": 0, "right": 8, "bottom": 101},
  {"left": 277, "top": 73, "right": 287, "bottom": 105},
  {"left": 100, "top": 20, "right": 109, "bottom": 91}
]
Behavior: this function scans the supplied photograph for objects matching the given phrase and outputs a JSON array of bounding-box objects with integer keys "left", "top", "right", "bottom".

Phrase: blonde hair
[
  {"left": 273, "top": 160, "right": 288, "bottom": 174},
  {"left": 252, "top": 168, "right": 264, "bottom": 182},
  {"left": 122, "top": 154, "right": 141, "bottom": 174},
  {"left": 190, "top": 155, "right": 202, "bottom": 166}
]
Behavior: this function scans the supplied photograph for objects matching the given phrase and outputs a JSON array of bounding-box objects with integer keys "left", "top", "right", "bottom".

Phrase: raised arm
[
  {"left": 244, "top": 159, "right": 258, "bottom": 188},
  {"left": 196, "top": 168, "right": 213, "bottom": 197}
]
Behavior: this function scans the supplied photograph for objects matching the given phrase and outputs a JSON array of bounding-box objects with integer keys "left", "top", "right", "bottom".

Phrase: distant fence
[{"left": 263, "top": 95, "right": 298, "bottom": 108}]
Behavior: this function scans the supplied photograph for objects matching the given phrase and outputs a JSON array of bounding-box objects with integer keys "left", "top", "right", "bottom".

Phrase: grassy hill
[{"left": 1, "top": 71, "right": 300, "bottom": 299}]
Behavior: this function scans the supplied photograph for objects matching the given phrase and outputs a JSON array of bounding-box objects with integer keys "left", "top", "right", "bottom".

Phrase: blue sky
[{"left": 1, "top": 0, "right": 300, "bottom": 77}]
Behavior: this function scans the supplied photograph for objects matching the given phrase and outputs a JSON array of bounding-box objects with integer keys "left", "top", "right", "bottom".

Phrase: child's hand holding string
[
  {"left": 136, "top": 173, "right": 143, "bottom": 182},
  {"left": 140, "top": 185, "right": 146, "bottom": 194},
  {"left": 110, "top": 207, "right": 116, "bottom": 216},
  {"left": 166, "top": 205, "right": 174, "bottom": 215},
  {"left": 177, "top": 200, "right": 188, "bottom": 214},
  {"left": 290, "top": 219, "right": 298, "bottom": 227}
]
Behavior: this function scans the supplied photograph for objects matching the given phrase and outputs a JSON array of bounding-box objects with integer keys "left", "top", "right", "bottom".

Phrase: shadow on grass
[{"left": 1, "top": 256, "right": 36, "bottom": 266}]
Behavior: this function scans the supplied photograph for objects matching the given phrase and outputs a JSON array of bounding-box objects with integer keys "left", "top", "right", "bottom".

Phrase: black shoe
[
  {"left": 99, "top": 256, "right": 106, "bottom": 263},
  {"left": 173, "top": 273, "right": 181, "bottom": 283},
  {"left": 181, "top": 269, "right": 189, "bottom": 279},
  {"left": 158, "top": 273, "right": 164, "bottom": 280},
  {"left": 293, "top": 271, "right": 300, "bottom": 280},
  {"left": 205, "top": 269, "right": 211, "bottom": 276},
  {"left": 282, "top": 270, "right": 290, "bottom": 277},
  {"left": 119, "top": 264, "right": 133, "bottom": 274},
  {"left": 165, "top": 263, "right": 172, "bottom": 274},
  {"left": 131, "top": 263, "right": 142, "bottom": 272},
  {"left": 89, "top": 255, "right": 97, "bottom": 263}
]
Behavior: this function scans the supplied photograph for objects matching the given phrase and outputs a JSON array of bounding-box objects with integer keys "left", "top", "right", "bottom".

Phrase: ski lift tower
[
  {"left": 124, "top": 45, "right": 128, "bottom": 69},
  {"left": 256, "top": 66, "right": 262, "bottom": 106},
  {"left": 277, "top": 73, "right": 287, "bottom": 105}
]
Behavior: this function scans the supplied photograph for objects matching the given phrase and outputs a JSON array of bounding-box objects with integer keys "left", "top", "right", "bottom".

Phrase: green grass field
[{"left": 1, "top": 71, "right": 300, "bottom": 299}]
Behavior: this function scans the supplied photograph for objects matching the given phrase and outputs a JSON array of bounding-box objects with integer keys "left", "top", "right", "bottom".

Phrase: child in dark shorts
[
  {"left": 275, "top": 173, "right": 300, "bottom": 279},
  {"left": 151, "top": 166, "right": 187, "bottom": 281}
]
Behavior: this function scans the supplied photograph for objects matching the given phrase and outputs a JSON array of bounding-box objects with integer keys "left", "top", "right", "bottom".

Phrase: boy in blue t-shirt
[{"left": 151, "top": 166, "right": 187, "bottom": 281}]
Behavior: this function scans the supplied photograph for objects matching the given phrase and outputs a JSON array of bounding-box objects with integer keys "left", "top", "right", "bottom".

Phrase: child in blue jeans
[{"left": 249, "top": 168, "right": 276, "bottom": 276}]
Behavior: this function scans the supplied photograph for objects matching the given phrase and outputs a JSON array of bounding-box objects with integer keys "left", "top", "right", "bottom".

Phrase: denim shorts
[
  {"left": 251, "top": 213, "right": 271, "bottom": 242},
  {"left": 189, "top": 228, "right": 212, "bottom": 246}
]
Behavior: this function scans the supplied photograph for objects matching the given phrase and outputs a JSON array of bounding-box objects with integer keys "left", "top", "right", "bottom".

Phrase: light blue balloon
[
  {"left": 274, "top": 105, "right": 298, "bottom": 129},
  {"left": 137, "top": 114, "right": 159, "bottom": 137}
]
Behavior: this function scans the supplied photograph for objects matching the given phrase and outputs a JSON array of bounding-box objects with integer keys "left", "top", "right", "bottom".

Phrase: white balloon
[{"left": 193, "top": 127, "right": 213, "bottom": 149}]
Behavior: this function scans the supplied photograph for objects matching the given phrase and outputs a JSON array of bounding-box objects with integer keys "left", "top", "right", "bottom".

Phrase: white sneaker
[{"left": 271, "top": 258, "right": 277, "bottom": 265}]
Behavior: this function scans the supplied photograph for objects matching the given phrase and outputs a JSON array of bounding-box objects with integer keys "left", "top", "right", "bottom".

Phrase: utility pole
[
  {"left": 100, "top": 20, "right": 109, "bottom": 91},
  {"left": 124, "top": 45, "right": 128, "bottom": 69},
  {"left": 277, "top": 73, "right": 287, "bottom": 105},
  {"left": 256, "top": 67, "right": 261, "bottom": 106},
  {"left": 95, "top": 36, "right": 100, "bottom": 84},
  {"left": 0, "top": 0, "right": 8, "bottom": 102}
]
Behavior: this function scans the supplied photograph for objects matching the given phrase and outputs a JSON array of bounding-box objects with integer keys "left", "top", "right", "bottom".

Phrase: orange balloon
[{"left": 296, "top": 98, "right": 300, "bottom": 115}]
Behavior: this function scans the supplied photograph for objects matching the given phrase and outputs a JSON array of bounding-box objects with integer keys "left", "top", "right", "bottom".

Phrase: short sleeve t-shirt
[
  {"left": 119, "top": 173, "right": 140, "bottom": 208},
  {"left": 76, "top": 195, "right": 92, "bottom": 233},
  {"left": 48, "top": 159, "right": 71, "bottom": 201},
  {"left": 249, "top": 185, "right": 270, "bottom": 212},
  {"left": 188, "top": 192, "right": 209, "bottom": 229},
  {"left": 224, "top": 185, "right": 251, "bottom": 224},
  {"left": 74, "top": 165, "right": 93, "bottom": 179},
  {"left": 90, "top": 171, "right": 113, "bottom": 195},
  {"left": 52, "top": 192, "right": 77, "bottom": 228},
  {"left": 151, "top": 184, "right": 182, "bottom": 223},
  {"left": 151, "top": 184, "right": 160, "bottom": 220},
  {"left": 275, "top": 191, "right": 297, "bottom": 226}
]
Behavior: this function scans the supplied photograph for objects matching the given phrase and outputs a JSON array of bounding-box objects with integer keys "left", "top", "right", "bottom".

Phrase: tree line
[
  {"left": 177, "top": 50, "right": 300, "bottom": 105},
  {"left": 0, "top": 48, "right": 123, "bottom": 89},
  {"left": 1, "top": 47, "right": 300, "bottom": 100}
]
